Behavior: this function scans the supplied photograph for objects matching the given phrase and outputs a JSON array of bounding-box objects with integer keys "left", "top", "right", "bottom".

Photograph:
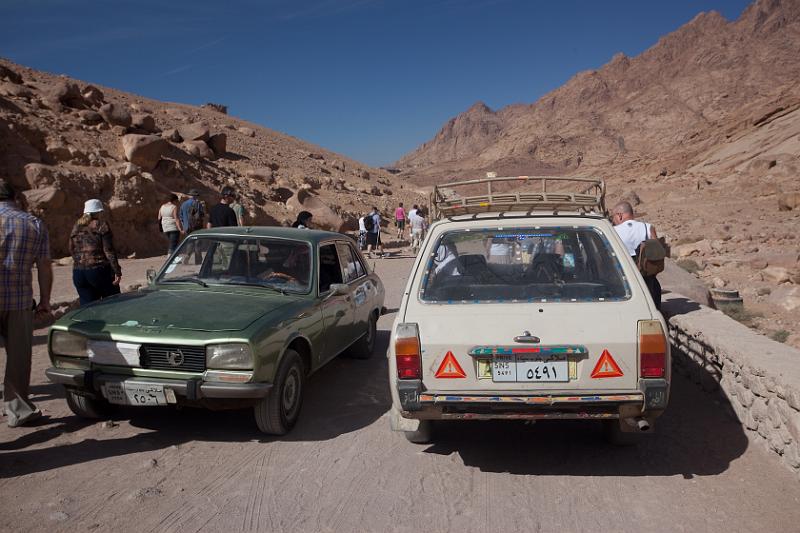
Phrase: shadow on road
[
  {"left": 420, "top": 364, "right": 748, "bottom": 477},
  {"left": 0, "top": 331, "right": 393, "bottom": 478}
]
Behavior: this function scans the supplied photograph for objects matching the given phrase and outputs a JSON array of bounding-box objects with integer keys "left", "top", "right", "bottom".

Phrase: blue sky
[{"left": 2, "top": 0, "right": 753, "bottom": 166}]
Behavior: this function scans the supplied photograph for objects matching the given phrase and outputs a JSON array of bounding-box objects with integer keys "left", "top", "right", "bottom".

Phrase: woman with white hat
[{"left": 69, "top": 199, "right": 122, "bottom": 305}]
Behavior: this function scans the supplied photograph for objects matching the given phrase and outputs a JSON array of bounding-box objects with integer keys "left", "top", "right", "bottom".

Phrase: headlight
[
  {"left": 51, "top": 331, "right": 88, "bottom": 357},
  {"left": 206, "top": 343, "right": 254, "bottom": 370}
]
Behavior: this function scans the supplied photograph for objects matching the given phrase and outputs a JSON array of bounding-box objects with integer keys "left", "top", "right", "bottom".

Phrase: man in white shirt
[
  {"left": 409, "top": 209, "right": 428, "bottom": 254},
  {"left": 612, "top": 201, "right": 661, "bottom": 308}
]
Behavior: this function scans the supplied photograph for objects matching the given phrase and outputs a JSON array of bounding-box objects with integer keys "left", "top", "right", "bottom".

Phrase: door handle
[{"left": 514, "top": 331, "right": 540, "bottom": 343}]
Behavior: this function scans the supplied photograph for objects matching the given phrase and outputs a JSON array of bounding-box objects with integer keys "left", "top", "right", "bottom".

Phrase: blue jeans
[
  {"left": 73, "top": 265, "right": 120, "bottom": 306},
  {"left": 165, "top": 230, "right": 180, "bottom": 254}
]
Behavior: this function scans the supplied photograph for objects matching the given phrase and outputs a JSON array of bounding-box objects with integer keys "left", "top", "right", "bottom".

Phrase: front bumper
[
  {"left": 396, "top": 378, "right": 669, "bottom": 421},
  {"left": 45, "top": 368, "right": 272, "bottom": 401}
]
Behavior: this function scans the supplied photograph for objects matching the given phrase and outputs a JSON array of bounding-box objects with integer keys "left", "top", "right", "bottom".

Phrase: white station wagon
[{"left": 387, "top": 176, "right": 670, "bottom": 444}]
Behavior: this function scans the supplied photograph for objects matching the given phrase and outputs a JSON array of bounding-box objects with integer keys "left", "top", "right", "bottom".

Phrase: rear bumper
[
  {"left": 396, "top": 378, "right": 669, "bottom": 421},
  {"left": 45, "top": 368, "right": 272, "bottom": 400}
]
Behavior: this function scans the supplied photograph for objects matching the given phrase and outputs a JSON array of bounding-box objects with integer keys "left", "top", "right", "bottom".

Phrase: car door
[
  {"left": 318, "top": 242, "right": 355, "bottom": 361},
  {"left": 336, "top": 241, "right": 374, "bottom": 340}
]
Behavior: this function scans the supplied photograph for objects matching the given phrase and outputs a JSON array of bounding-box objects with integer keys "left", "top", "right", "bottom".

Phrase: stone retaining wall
[{"left": 663, "top": 293, "right": 800, "bottom": 478}]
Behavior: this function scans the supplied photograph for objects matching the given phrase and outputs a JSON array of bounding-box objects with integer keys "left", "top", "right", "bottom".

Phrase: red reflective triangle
[
  {"left": 435, "top": 351, "right": 467, "bottom": 379},
  {"left": 590, "top": 349, "right": 624, "bottom": 378}
]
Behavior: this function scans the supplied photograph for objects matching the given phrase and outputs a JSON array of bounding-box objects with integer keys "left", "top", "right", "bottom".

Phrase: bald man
[{"left": 612, "top": 201, "right": 661, "bottom": 310}]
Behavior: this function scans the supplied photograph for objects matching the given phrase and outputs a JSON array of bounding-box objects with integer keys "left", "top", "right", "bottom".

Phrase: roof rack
[{"left": 430, "top": 175, "right": 606, "bottom": 219}]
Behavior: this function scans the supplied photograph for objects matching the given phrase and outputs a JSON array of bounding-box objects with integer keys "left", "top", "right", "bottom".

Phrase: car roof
[
  {"left": 190, "top": 226, "right": 349, "bottom": 245},
  {"left": 435, "top": 211, "right": 608, "bottom": 224}
]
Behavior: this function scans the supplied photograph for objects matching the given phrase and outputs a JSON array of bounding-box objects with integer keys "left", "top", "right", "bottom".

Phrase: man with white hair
[{"left": 612, "top": 201, "right": 661, "bottom": 309}]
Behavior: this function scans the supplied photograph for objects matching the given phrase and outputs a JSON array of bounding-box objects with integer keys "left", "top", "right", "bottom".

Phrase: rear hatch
[{"left": 406, "top": 218, "right": 652, "bottom": 394}]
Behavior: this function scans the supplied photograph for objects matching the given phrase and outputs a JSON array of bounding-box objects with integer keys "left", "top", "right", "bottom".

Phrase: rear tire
[
  {"left": 404, "top": 420, "right": 434, "bottom": 444},
  {"left": 348, "top": 312, "right": 377, "bottom": 360},
  {"left": 65, "top": 387, "right": 116, "bottom": 419},
  {"left": 254, "top": 349, "right": 304, "bottom": 435},
  {"left": 603, "top": 419, "right": 642, "bottom": 446}
]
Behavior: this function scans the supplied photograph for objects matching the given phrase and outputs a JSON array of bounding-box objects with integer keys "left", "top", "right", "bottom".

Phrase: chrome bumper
[{"left": 45, "top": 368, "right": 272, "bottom": 400}]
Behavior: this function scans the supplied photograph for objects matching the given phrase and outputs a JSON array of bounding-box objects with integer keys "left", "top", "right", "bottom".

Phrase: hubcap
[{"left": 282, "top": 369, "right": 299, "bottom": 413}]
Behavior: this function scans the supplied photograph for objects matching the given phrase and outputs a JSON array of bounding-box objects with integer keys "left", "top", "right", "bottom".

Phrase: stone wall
[{"left": 663, "top": 293, "right": 800, "bottom": 478}]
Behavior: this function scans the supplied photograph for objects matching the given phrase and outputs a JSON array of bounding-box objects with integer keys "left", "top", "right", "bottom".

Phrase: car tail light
[
  {"left": 395, "top": 323, "right": 421, "bottom": 380},
  {"left": 639, "top": 320, "right": 667, "bottom": 378}
]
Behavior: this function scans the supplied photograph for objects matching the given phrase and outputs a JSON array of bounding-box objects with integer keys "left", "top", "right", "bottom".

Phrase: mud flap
[{"left": 389, "top": 406, "right": 421, "bottom": 432}]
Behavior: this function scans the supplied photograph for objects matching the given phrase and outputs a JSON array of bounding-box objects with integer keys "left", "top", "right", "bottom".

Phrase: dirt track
[{"left": 2, "top": 253, "right": 800, "bottom": 532}]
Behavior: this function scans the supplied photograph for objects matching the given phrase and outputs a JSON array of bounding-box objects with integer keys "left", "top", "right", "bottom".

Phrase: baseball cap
[
  {"left": 188, "top": 189, "right": 200, "bottom": 196},
  {"left": 83, "top": 199, "right": 104, "bottom": 214}
]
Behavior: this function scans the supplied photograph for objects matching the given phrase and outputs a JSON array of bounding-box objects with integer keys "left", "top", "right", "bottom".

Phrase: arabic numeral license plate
[
  {"left": 492, "top": 355, "right": 569, "bottom": 382},
  {"left": 103, "top": 382, "right": 172, "bottom": 406}
]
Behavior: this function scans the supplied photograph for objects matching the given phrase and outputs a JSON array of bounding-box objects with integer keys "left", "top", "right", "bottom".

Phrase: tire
[
  {"left": 65, "top": 387, "right": 116, "bottom": 419},
  {"left": 348, "top": 312, "right": 377, "bottom": 360},
  {"left": 404, "top": 420, "right": 434, "bottom": 444},
  {"left": 603, "top": 419, "right": 643, "bottom": 446},
  {"left": 254, "top": 349, "right": 304, "bottom": 435}
]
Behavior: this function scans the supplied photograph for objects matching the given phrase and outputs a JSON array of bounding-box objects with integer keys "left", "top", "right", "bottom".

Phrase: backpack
[
  {"left": 187, "top": 200, "right": 204, "bottom": 231},
  {"left": 637, "top": 238, "right": 666, "bottom": 277},
  {"left": 363, "top": 214, "right": 375, "bottom": 232}
]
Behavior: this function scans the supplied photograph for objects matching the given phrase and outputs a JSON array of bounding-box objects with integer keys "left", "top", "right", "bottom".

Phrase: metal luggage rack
[{"left": 430, "top": 175, "right": 606, "bottom": 219}]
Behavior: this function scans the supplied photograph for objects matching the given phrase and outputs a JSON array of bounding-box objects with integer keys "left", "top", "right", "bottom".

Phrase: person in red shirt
[{"left": 394, "top": 202, "right": 407, "bottom": 239}]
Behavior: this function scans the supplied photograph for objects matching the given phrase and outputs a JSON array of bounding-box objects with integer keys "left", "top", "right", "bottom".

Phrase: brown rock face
[
  {"left": 182, "top": 140, "right": 215, "bottom": 159},
  {"left": 48, "top": 81, "right": 86, "bottom": 109},
  {"left": 121, "top": 134, "right": 169, "bottom": 171},
  {"left": 131, "top": 114, "right": 157, "bottom": 133},
  {"left": 208, "top": 133, "right": 227, "bottom": 156},
  {"left": 81, "top": 85, "right": 104, "bottom": 107},
  {"left": 99, "top": 103, "right": 132, "bottom": 127},
  {"left": 286, "top": 189, "right": 345, "bottom": 232}
]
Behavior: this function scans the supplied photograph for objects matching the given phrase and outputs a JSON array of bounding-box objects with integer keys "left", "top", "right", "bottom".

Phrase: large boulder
[
  {"left": 182, "top": 140, "right": 215, "bottom": 159},
  {"left": 208, "top": 133, "right": 227, "bottom": 155},
  {"left": 659, "top": 258, "right": 715, "bottom": 308},
  {"left": 81, "top": 85, "right": 104, "bottom": 107},
  {"left": 161, "top": 128, "right": 182, "bottom": 143},
  {"left": 78, "top": 109, "right": 103, "bottom": 125},
  {"left": 0, "top": 65, "right": 23, "bottom": 84},
  {"left": 24, "top": 163, "right": 58, "bottom": 188},
  {"left": 0, "top": 82, "right": 32, "bottom": 99},
  {"left": 778, "top": 191, "right": 800, "bottom": 211},
  {"left": 22, "top": 186, "right": 66, "bottom": 211},
  {"left": 286, "top": 190, "right": 345, "bottom": 232},
  {"left": 178, "top": 121, "right": 210, "bottom": 142},
  {"left": 245, "top": 167, "right": 276, "bottom": 185},
  {"left": 99, "top": 103, "right": 132, "bottom": 127},
  {"left": 768, "top": 286, "right": 800, "bottom": 312},
  {"left": 131, "top": 113, "right": 157, "bottom": 133},
  {"left": 121, "top": 134, "right": 169, "bottom": 171},
  {"left": 48, "top": 81, "right": 86, "bottom": 108}
]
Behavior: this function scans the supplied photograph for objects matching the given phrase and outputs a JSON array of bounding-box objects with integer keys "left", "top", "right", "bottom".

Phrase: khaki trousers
[{"left": 0, "top": 309, "right": 37, "bottom": 425}]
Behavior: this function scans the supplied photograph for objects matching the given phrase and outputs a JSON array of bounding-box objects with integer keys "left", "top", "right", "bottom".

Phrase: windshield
[
  {"left": 159, "top": 236, "right": 312, "bottom": 293},
  {"left": 420, "top": 227, "right": 630, "bottom": 303}
]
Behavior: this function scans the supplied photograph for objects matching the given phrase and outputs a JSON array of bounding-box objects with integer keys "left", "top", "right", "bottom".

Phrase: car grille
[{"left": 141, "top": 344, "right": 206, "bottom": 373}]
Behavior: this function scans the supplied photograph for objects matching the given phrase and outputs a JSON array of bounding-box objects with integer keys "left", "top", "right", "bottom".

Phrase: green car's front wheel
[{"left": 254, "top": 349, "right": 305, "bottom": 435}]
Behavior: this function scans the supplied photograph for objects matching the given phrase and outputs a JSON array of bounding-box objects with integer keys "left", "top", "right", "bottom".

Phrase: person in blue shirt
[{"left": 179, "top": 189, "right": 206, "bottom": 235}]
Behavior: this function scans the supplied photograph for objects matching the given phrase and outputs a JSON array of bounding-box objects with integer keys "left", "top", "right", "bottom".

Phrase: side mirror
[
  {"left": 146, "top": 268, "right": 157, "bottom": 285},
  {"left": 329, "top": 283, "right": 349, "bottom": 296}
]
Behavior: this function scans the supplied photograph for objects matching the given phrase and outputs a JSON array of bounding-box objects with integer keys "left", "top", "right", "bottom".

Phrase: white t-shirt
[
  {"left": 410, "top": 215, "right": 426, "bottom": 232},
  {"left": 614, "top": 220, "right": 651, "bottom": 256},
  {"left": 408, "top": 208, "right": 418, "bottom": 220},
  {"left": 358, "top": 216, "right": 366, "bottom": 232}
]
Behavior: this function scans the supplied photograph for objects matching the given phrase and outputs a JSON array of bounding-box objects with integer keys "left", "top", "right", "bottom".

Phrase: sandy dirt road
[{"left": 2, "top": 253, "right": 799, "bottom": 533}]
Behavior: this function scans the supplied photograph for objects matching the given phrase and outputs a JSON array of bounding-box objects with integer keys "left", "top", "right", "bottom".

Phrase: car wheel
[
  {"left": 254, "top": 349, "right": 304, "bottom": 435},
  {"left": 603, "top": 419, "right": 643, "bottom": 446},
  {"left": 404, "top": 420, "right": 434, "bottom": 444},
  {"left": 65, "top": 387, "right": 116, "bottom": 419},
  {"left": 348, "top": 311, "right": 377, "bottom": 360}
]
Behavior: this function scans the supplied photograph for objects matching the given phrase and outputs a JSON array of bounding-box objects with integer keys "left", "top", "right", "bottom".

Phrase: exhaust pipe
[{"left": 636, "top": 418, "right": 651, "bottom": 432}]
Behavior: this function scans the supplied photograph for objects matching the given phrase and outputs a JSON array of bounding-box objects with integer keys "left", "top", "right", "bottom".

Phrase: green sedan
[{"left": 46, "top": 227, "right": 385, "bottom": 435}]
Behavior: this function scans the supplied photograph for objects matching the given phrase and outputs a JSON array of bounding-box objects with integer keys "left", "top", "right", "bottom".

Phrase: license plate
[
  {"left": 103, "top": 382, "right": 171, "bottom": 406},
  {"left": 492, "top": 354, "right": 569, "bottom": 382}
]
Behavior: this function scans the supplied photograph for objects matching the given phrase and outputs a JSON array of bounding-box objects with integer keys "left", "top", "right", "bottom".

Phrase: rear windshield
[{"left": 419, "top": 227, "right": 630, "bottom": 303}]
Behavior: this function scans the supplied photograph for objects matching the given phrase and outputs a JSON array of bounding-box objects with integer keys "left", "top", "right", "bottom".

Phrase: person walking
[
  {"left": 409, "top": 208, "right": 428, "bottom": 254},
  {"left": 179, "top": 189, "right": 206, "bottom": 235},
  {"left": 292, "top": 211, "right": 313, "bottom": 229},
  {"left": 207, "top": 186, "right": 239, "bottom": 228},
  {"left": 612, "top": 201, "right": 662, "bottom": 309},
  {"left": 230, "top": 194, "right": 246, "bottom": 227},
  {"left": 158, "top": 193, "right": 183, "bottom": 255},
  {"left": 70, "top": 199, "right": 122, "bottom": 306},
  {"left": 365, "top": 206, "right": 384, "bottom": 258},
  {"left": 357, "top": 214, "right": 367, "bottom": 250},
  {"left": 0, "top": 179, "right": 52, "bottom": 427},
  {"left": 394, "top": 202, "right": 407, "bottom": 239}
]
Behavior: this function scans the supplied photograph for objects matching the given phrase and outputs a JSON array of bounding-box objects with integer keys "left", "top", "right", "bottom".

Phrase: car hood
[{"left": 67, "top": 288, "right": 302, "bottom": 332}]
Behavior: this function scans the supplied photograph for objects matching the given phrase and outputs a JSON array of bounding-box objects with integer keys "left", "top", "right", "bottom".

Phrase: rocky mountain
[
  {"left": 0, "top": 59, "right": 423, "bottom": 257},
  {"left": 397, "top": 0, "right": 800, "bottom": 185}
]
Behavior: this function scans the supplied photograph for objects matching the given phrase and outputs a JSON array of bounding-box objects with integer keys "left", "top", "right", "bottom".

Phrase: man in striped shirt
[{"left": 0, "top": 179, "right": 52, "bottom": 427}]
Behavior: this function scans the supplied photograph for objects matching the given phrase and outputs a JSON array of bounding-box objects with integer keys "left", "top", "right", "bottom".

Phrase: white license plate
[
  {"left": 492, "top": 354, "right": 569, "bottom": 382},
  {"left": 103, "top": 382, "right": 171, "bottom": 406}
]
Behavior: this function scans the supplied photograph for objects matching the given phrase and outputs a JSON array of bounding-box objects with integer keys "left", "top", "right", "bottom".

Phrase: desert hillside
[
  {"left": 395, "top": 0, "right": 800, "bottom": 347},
  {"left": 0, "top": 59, "right": 424, "bottom": 257}
]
